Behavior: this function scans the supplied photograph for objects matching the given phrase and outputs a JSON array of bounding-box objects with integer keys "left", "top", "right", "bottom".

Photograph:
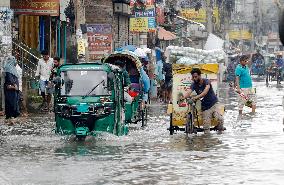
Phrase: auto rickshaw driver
[{"left": 179, "top": 68, "right": 225, "bottom": 134}]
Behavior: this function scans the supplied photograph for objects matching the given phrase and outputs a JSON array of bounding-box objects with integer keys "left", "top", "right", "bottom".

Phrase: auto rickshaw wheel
[{"left": 76, "top": 135, "right": 86, "bottom": 141}]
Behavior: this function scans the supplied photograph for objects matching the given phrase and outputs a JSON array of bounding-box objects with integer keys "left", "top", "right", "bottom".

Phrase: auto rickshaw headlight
[
  {"left": 96, "top": 107, "right": 105, "bottom": 115},
  {"left": 61, "top": 107, "right": 71, "bottom": 117},
  {"left": 104, "top": 107, "right": 112, "bottom": 113}
]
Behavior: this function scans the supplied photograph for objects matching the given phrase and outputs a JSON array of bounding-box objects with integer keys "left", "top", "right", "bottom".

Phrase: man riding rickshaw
[
  {"left": 266, "top": 52, "right": 284, "bottom": 84},
  {"left": 165, "top": 46, "right": 227, "bottom": 135}
]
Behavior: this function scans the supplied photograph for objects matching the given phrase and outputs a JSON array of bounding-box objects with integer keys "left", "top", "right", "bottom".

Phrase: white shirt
[
  {"left": 35, "top": 58, "right": 54, "bottom": 81},
  {"left": 16, "top": 64, "right": 22, "bottom": 92}
]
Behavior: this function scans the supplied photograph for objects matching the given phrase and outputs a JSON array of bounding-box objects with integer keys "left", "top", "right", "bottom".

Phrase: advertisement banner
[
  {"left": 87, "top": 24, "right": 112, "bottom": 60},
  {"left": 172, "top": 64, "right": 219, "bottom": 126},
  {"left": 156, "top": 6, "right": 165, "bottom": 25},
  {"left": 11, "top": 0, "right": 59, "bottom": 16},
  {"left": 130, "top": 0, "right": 156, "bottom": 33},
  {"left": 180, "top": 8, "right": 219, "bottom": 25}
]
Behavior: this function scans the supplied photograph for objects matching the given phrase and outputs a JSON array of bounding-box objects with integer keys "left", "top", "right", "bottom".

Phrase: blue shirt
[
  {"left": 190, "top": 79, "right": 218, "bottom": 111},
  {"left": 140, "top": 68, "right": 150, "bottom": 93},
  {"left": 276, "top": 58, "right": 284, "bottom": 68},
  {"left": 235, "top": 64, "right": 252, "bottom": 88}
]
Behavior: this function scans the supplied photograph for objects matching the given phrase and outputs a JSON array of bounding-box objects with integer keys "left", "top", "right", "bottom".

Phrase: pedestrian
[
  {"left": 35, "top": 50, "right": 54, "bottom": 111},
  {"left": 15, "top": 62, "right": 28, "bottom": 117},
  {"left": 163, "top": 60, "right": 173, "bottom": 103},
  {"left": 47, "top": 57, "right": 61, "bottom": 111},
  {"left": 4, "top": 56, "right": 20, "bottom": 123},
  {"left": 140, "top": 67, "right": 150, "bottom": 108},
  {"left": 235, "top": 55, "right": 256, "bottom": 115},
  {"left": 180, "top": 68, "right": 225, "bottom": 134}
]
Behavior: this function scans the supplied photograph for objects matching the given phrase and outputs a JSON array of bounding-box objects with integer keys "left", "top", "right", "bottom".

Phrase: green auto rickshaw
[
  {"left": 54, "top": 63, "right": 128, "bottom": 140},
  {"left": 103, "top": 51, "right": 149, "bottom": 127}
]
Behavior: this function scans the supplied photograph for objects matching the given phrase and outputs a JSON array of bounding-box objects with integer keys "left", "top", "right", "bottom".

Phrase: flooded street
[{"left": 1, "top": 79, "right": 284, "bottom": 185}]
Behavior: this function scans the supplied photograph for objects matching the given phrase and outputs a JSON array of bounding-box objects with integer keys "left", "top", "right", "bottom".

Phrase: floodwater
[{"left": 1, "top": 79, "right": 284, "bottom": 185}]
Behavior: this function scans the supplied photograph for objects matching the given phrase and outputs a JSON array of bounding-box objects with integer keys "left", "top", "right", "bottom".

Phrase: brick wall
[{"left": 85, "top": 0, "right": 113, "bottom": 24}]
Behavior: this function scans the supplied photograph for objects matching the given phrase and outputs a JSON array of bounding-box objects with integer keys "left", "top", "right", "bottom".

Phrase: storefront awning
[{"left": 158, "top": 27, "right": 177, "bottom": 41}]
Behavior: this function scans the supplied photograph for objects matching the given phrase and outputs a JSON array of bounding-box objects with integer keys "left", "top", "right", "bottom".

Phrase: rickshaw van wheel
[
  {"left": 141, "top": 104, "right": 148, "bottom": 127},
  {"left": 169, "top": 113, "right": 174, "bottom": 135}
]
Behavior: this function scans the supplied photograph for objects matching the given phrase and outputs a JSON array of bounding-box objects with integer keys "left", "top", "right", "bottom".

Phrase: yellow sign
[
  {"left": 77, "top": 39, "right": 86, "bottom": 56},
  {"left": 180, "top": 8, "right": 219, "bottom": 25},
  {"left": 130, "top": 17, "right": 156, "bottom": 32},
  {"left": 229, "top": 30, "right": 252, "bottom": 40}
]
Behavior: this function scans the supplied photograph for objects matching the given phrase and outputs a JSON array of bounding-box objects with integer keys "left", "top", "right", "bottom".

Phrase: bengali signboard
[
  {"left": 180, "top": 8, "right": 219, "bottom": 25},
  {"left": 11, "top": 0, "right": 59, "bottom": 16},
  {"left": 229, "top": 30, "right": 252, "bottom": 40},
  {"left": 130, "top": 0, "right": 156, "bottom": 32},
  {"left": 156, "top": 6, "right": 165, "bottom": 25},
  {"left": 87, "top": 24, "right": 112, "bottom": 60}
]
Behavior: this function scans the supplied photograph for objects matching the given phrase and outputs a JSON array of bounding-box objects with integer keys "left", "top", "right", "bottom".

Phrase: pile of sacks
[{"left": 165, "top": 46, "right": 227, "bottom": 64}]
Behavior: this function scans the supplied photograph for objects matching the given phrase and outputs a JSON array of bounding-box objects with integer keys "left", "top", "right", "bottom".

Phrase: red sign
[
  {"left": 87, "top": 24, "right": 113, "bottom": 60},
  {"left": 156, "top": 6, "right": 165, "bottom": 24},
  {"left": 130, "top": 0, "right": 155, "bottom": 6},
  {"left": 11, "top": 0, "right": 59, "bottom": 16}
]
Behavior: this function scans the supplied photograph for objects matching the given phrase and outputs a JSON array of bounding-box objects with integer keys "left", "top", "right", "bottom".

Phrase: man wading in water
[
  {"left": 235, "top": 55, "right": 256, "bottom": 115},
  {"left": 180, "top": 68, "right": 225, "bottom": 134}
]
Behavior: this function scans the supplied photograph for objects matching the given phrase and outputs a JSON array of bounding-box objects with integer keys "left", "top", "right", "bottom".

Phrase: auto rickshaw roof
[
  {"left": 59, "top": 63, "right": 117, "bottom": 72},
  {"left": 103, "top": 51, "right": 143, "bottom": 70}
]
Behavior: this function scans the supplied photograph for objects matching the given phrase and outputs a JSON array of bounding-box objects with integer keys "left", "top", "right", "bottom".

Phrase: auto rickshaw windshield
[{"left": 60, "top": 70, "right": 109, "bottom": 96}]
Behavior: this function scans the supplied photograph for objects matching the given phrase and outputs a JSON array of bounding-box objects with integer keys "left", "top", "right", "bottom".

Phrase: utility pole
[
  {"left": 240, "top": 0, "right": 245, "bottom": 52},
  {"left": 0, "top": 0, "right": 12, "bottom": 111},
  {"left": 206, "top": 0, "right": 213, "bottom": 34},
  {"left": 75, "top": 0, "right": 88, "bottom": 62}
]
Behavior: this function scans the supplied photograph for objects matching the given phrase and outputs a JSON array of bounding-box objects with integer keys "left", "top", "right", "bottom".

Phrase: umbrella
[{"left": 116, "top": 45, "right": 137, "bottom": 52}]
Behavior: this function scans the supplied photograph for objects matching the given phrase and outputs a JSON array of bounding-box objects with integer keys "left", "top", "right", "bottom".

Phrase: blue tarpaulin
[{"left": 116, "top": 45, "right": 137, "bottom": 52}]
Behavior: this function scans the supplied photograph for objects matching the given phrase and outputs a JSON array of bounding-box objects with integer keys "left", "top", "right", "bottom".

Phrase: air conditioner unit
[
  {"left": 122, "top": 4, "right": 131, "bottom": 15},
  {"left": 114, "top": 3, "right": 131, "bottom": 15},
  {"left": 114, "top": 3, "right": 123, "bottom": 13}
]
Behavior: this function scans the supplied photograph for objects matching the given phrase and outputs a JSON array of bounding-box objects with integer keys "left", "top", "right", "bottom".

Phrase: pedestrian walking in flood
[
  {"left": 163, "top": 58, "right": 173, "bottom": 103},
  {"left": 15, "top": 61, "right": 28, "bottom": 117},
  {"left": 235, "top": 55, "right": 257, "bottom": 115},
  {"left": 4, "top": 56, "right": 20, "bottom": 123},
  {"left": 35, "top": 50, "right": 54, "bottom": 111}
]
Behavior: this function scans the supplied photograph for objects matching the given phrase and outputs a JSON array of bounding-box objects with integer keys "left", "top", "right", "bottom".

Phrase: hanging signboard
[
  {"left": 229, "top": 30, "right": 252, "bottom": 40},
  {"left": 156, "top": 6, "right": 165, "bottom": 25},
  {"left": 130, "top": 0, "right": 156, "bottom": 33},
  {"left": 11, "top": 0, "right": 59, "bottom": 16},
  {"left": 87, "top": 24, "right": 112, "bottom": 60},
  {"left": 180, "top": 8, "right": 219, "bottom": 25}
]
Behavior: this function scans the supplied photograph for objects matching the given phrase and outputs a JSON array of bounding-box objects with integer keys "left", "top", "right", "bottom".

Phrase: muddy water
[{"left": 0, "top": 80, "right": 284, "bottom": 185}]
